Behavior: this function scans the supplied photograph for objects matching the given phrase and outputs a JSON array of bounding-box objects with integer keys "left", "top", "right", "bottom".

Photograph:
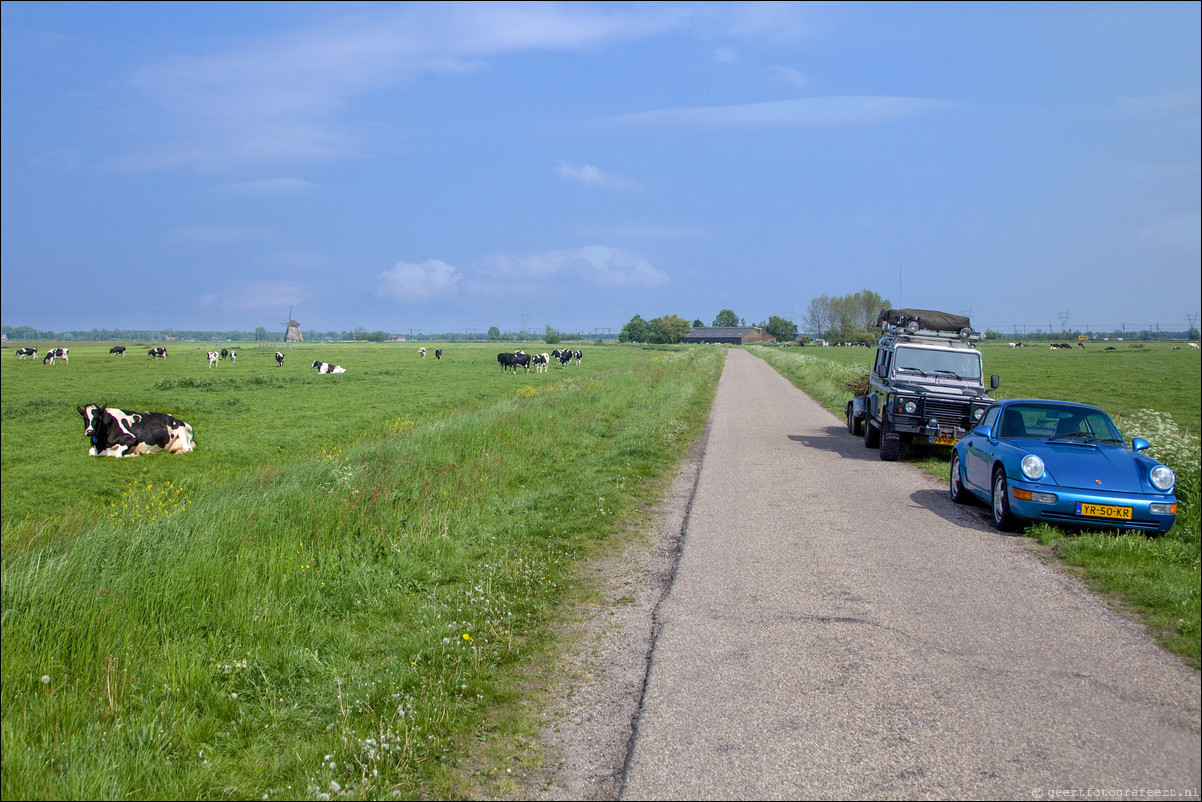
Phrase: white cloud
[
  {"left": 491, "top": 246, "right": 668, "bottom": 288},
  {"left": 597, "top": 96, "right": 955, "bottom": 127},
  {"left": 556, "top": 162, "right": 644, "bottom": 193},
  {"left": 378, "top": 260, "right": 461, "bottom": 301}
]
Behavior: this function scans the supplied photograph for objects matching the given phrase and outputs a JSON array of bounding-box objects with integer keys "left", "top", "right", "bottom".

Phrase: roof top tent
[{"left": 877, "top": 309, "right": 976, "bottom": 340}]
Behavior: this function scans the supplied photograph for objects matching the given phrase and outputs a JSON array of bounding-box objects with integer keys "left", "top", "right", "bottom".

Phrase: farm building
[{"left": 684, "top": 326, "right": 776, "bottom": 345}]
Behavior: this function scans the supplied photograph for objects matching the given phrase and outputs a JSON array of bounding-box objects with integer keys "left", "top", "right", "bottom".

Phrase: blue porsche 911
[{"left": 949, "top": 399, "right": 1177, "bottom": 533}]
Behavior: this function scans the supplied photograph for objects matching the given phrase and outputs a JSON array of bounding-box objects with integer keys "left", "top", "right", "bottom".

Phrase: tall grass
[
  {"left": 1, "top": 346, "right": 723, "bottom": 799},
  {"left": 753, "top": 343, "right": 1201, "bottom": 667}
]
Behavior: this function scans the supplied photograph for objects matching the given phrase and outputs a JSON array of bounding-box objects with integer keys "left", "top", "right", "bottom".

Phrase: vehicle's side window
[{"left": 980, "top": 406, "right": 1000, "bottom": 431}]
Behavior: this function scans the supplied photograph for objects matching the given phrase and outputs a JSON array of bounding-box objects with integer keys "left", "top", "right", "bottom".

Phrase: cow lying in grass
[
  {"left": 312, "top": 360, "right": 346, "bottom": 374},
  {"left": 77, "top": 404, "right": 195, "bottom": 457}
]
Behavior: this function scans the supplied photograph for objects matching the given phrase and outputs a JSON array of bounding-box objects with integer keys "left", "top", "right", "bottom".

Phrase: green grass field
[
  {"left": 1, "top": 342, "right": 723, "bottom": 799},
  {"left": 2, "top": 338, "right": 1198, "bottom": 799},
  {"left": 755, "top": 339, "right": 1201, "bottom": 667}
]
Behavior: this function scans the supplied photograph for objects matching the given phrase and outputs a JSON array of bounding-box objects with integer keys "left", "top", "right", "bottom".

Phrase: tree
[
  {"left": 648, "top": 315, "right": 691, "bottom": 344},
  {"left": 487, "top": 326, "right": 502, "bottom": 341},
  {"left": 544, "top": 325, "right": 562, "bottom": 344},
  {"left": 712, "top": 309, "right": 739, "bottom": 327},
  {"left": 619, "top": 314, "right": 650, "bottom": 343},
  {"left": 765, "top": 315, "right": 799, "bottom": 342}
]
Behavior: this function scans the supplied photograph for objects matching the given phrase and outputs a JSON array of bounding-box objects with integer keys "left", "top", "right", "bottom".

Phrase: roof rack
[{"left": 883, "top": 326, "right": 982, "bottom": 342}]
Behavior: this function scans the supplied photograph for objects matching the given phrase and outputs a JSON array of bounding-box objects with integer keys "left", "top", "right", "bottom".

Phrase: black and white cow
[
  {"left": 109, "top": 346, "right": 126, "bottom": 356},
  {"left": 276, "top": 351, "right": 285, "bottom": 367},
  {"left": 220, "top": 348, "right": 229, "bottom": 360},
  {"left": 77, "top": 404, "right": 195, "bottom": 457},
  {"left": 555, "top": 349, "right": 572, "bottom": 368},
  {"left": 573, "top": 349, "right": 583, "bottom": 365},
  {"left": 207, "top": 351, "right": 219, "bottom": 367},
  {"left": 532, "top": 353, "right": 549, "bottom": 373},
  {"left": 312, "top": 360, "right": 346, "bottom": 374},
  {"left": 149, "top": 347, "right": 168, "bottom": 359},
  {"left": 16, "top": 347, "right": 37, "bottom": 359},
  {"left": 43, "top": 348, "right": 69, "bottom": 365},
  {"left": 419, "top": 347, "right": 427, "bottom": 358},
  {"left": 498, "top": 351, "right": 531, "bottom": 374},
  {"left": 228, "top": 350, "right": 237, "bottom": 362},
  {"left": 435, "top": 348, "right": 442, "bottom": 360}
]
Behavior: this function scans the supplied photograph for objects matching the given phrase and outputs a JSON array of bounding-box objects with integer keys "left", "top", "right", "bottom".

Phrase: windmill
[{"left": 282, "top": 305, "right": 303, "bottom": 342}]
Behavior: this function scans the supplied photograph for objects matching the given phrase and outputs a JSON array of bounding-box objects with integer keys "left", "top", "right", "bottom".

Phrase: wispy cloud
[
  {"left": 556, "top": 162, "right": 644, "bottom": 193},
  {"left": 597, "top": 96, "right": 955, "bottom": 127},
  {"left": 768, "top": 66, "right": 807, "bottom": 88},
  {"left": 488, "top": 246, "right": 668, "bottom": 288},
  {"left": 377, "top": 260, "right": 461, "bottom": 302},
  {"left": 200, "top": 280, "right": 308, "bottom": 314},
  {"left": 116, "top": 3, "right": 692, "bottom": 171}
]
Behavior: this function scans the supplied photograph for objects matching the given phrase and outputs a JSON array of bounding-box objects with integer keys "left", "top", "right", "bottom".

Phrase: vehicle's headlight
[
  {"left": 903, "top": 400, "right": 917, "bottom": 414},
  {"left": 1021, "top": 454, "right": 1044, "bottom": 480},
  {"left": 1150, "top": 465, "right": 1175, "bottom": 492},
  {"left": 972, "top": 407, "right": 986, "bottom": 421}
]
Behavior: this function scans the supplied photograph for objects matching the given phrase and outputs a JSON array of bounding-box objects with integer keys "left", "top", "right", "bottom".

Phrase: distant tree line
[{"left": 803, "top": 290, "right": 891, "bottom": 343}]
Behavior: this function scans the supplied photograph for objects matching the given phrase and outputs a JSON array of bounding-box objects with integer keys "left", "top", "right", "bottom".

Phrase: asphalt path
[{"left": 620, "top": 349, "right": 1200, "bottom": 800}]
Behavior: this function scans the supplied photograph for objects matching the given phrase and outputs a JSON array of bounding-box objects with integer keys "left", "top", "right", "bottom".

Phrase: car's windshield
[
  {"left": 996, "top": 403, "right": 1123, "bottom": 443},
  {"left": 893, "top": 346, "right": 982, "bottom": 380}
]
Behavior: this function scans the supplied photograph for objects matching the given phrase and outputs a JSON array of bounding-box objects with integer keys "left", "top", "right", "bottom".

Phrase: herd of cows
[{"left": 12, "top": 344, "right": 586, "bottom": 458}]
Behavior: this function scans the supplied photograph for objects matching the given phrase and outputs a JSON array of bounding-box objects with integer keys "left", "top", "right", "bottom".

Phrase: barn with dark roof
[{"left": 683, "top": 326, "right": 776, "bottom": 345}]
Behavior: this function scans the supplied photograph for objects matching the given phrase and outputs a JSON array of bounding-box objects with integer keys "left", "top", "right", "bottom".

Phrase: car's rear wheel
[
  {"left": 846, "top": 403, "right": 863, "bottom": 435},
  {"left": 864, "top": 416, "right": 879, "bottom": 448},
  {"left": 949, "top": 453, "right": 970, "bottom": 504},
  {"left": 991, "top": 468, "right": 1017, "bottom": 531}
]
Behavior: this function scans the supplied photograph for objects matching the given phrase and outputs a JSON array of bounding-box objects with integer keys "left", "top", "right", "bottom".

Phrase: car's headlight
[
  {"left": 972, "top": 407, "right": 986, "bottom": 421},
  {"left": 1150, "top": 465, "right": 1175, "bottom": 492},
  {"left": 1021, "top": 454, "right": 1044, "bottom": 480},
  {"left": 902, "top": 400, "right": 917, "bottom": 414}
]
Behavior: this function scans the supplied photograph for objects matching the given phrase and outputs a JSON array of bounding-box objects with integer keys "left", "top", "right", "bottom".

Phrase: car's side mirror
[
  {"left": 973, "top": 425, "right": 992, "bottom": 438},
  {"left": 990, "top": 374, "right": 1000, "bottom": 390},
  {"left": 1132, "top": 437, "right": 1150, "bottom": 452}
]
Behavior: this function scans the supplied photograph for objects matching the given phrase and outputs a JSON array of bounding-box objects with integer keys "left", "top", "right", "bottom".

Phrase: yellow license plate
[
  {"left": 930, "top": 433, "right": 958, "bottom": 446},
  {"left": 1077, "top": 502, "right": 1133, "bottom": 520}
]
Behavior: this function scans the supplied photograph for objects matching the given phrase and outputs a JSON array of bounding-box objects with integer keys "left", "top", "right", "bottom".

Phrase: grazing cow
[
  {"left": 77, "top": 404, "right": 195, "bottom": 457},
  {"left": 275, "top": 351, "right": 285, "bottom": 367},
  {"left": 148, "top": 347, "right": 168, "bottom": 359},
  {"left": 556, "top": 349, "right": 572, "bottom": 368},
  {"left": 16, "top": 347, "right": 37, "bottom": 359},
  {"left": 228, "top": 350, "right": 237, "bottom": 362},
  {"left": 109, "top": 346, "right": 126, "bottom": 356},
  {"left": 573, "top": 349, "right": 583, "bottom": 365},
  {"left": 1077, "top": 342, "right": 1085, "bottom": 349},
  {"left": 312, "top": 360, "right": 346, "bottom": 374},
  {"left": 43, "top": 348, "right": 69, "bottom": 365},
  {"left": 497, "top": 351, "right": 531, "bottom": 374},
  {"left": 207, "top": 351, "right": 219, "bottom": 368},
  {"left": 419, "top": 347, "right": 427, "bottom": 358},
  {"left": 1105, "top": 346, "right": 1117, "bottom": 351},
  {"left": 435, "top": 348, "right": 442, "bottom": 360},
  {"left": 532, "top": 353, "right": 549, "bottom": 373},
  {"left": 220, "top": 349, "right": 229, "bottom": 360},
  {"left": 1190, "top": 343, "right": 1200, "bottom": 349}
]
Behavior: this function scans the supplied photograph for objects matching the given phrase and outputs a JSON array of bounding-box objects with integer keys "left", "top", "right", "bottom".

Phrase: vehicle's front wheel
[
  {"left": 950, "top": 453, "right": 970, "bottom": 504},
  {"left": 879, "top": 416, "right": 900, "bottom": 461},
  {"left": 991, "top": 468, "right": 1017, "bottom": 531}
]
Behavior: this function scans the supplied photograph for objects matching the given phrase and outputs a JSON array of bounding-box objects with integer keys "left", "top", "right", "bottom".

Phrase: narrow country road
[{"left": 618, "top": 349, "right": 1200, "bottom": 800}]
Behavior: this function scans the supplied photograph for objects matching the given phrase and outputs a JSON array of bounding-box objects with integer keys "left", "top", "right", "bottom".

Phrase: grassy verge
[
  {"left": 752, "top": 345, "right": 1201, "bottom": 668},
  {"left": 1, "top": 346, "right": 723, "bottom": 799}
]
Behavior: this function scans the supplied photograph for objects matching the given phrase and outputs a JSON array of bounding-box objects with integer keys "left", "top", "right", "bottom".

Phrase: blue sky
[{"left": 2, "top": 1, "right": 1199, "bottom": 336}]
